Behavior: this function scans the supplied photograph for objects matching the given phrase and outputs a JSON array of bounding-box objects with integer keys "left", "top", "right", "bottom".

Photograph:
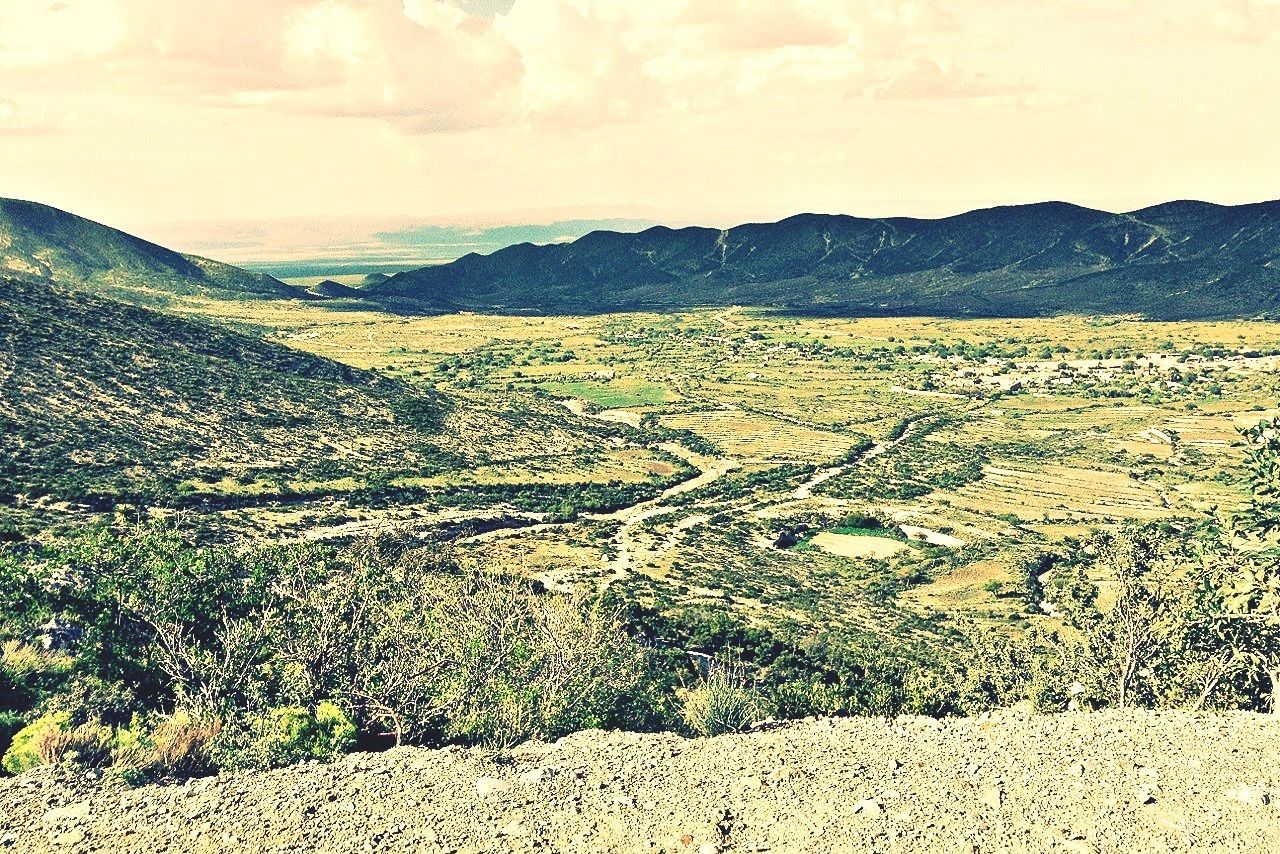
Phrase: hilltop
[
  {"left": 0, "top": 199, "right": 296, "bottom": 306},
  {"left": 3, "top": 708, "right": 1279, "bottom": 853},
  {"left": 370, "top": 200, "right": 1280, "bottom": 319}
]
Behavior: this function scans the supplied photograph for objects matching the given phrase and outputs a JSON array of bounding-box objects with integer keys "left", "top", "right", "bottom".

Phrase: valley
[{"left": 149, "top": 297, "right": 1280, "bottom": 645}]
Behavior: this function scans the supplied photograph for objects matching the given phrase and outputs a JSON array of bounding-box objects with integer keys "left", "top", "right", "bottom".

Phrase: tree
[
  {"left": 1082, "top": 524, "right": 1186, "bottom": 708},
  {"left": 1195, "top": 418, "right": 1280, "bottom": 713}
]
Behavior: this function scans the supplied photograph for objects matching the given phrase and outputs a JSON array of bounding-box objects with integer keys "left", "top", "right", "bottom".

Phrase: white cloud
[
  {"left": 0, "top": 0, "right": 998, "bottom": 133},
  {"left": 0, "top": 97, "right": 75, "bottom": 134},
  {"left": 875, "top": 56, "right": 1031, "bottom": 100},
  {"left": 0, "top": 0, "right": 128, "bottom": 67}
]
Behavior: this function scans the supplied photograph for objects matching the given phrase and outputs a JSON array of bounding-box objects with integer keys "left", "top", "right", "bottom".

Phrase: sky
[{"left": 3, "top": 0, "right": 1280, "bottom": 263}]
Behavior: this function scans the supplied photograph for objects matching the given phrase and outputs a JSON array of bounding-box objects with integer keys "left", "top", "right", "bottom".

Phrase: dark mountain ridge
[{"left": 369, "top": 200, "right": 1280, "bottom": 319}]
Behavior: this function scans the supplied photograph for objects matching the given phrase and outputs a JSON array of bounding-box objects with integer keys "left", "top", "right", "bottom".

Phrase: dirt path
[
  {"left": 7, "top": 709, "right": 1279, "bottom": 853},
  {"left": 498, "top": 402, "right": 970, "bottom": 593},
  {"left": 513, "top": 402, "right": 964, "bottom": 593}
]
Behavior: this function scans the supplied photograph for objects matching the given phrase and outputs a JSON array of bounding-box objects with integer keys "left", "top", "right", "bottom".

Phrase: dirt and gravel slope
[{"left": 2, "top": 708, "right": 1278, "bottom": 853}]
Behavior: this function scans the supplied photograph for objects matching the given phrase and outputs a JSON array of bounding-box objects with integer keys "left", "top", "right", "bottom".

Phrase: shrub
[
  {"left": 429, "top": 583, "right": 645, "bottom": 747},
  {"left": 267, "top": 537, "right": 645, "bottom": 748},
  {"left": 38, "top": 721, "right": 114, "bottom": 769},
  {"left": 680, "top": 659, "right": 762, "bottom": 737},
  {"left": 118, "top": 711, "right": 223, "bottom": 779},
  {"left": 1, "top": 712, "right": 70, "bottom": 775},
  {"left": 217, "top": 703, "right": 355, "bottom": 770},
  {"left": 0, "top": 711, "right": 24, "bottom": 769}
]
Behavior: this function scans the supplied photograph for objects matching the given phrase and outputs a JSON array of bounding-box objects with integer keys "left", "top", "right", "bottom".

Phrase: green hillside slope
[
  {"left": 0, "top": 276, "right": 452, "bottom": 512},
  {"left": 0, "top": 199, "right": 296, "bottom": 306}
]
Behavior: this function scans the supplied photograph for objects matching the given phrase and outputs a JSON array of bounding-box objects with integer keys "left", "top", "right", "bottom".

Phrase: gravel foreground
[{"left": 2, "top": 709, "right": 1279, "bottom": 853}]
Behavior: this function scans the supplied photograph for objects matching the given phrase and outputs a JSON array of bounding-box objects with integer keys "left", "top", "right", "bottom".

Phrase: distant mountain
[
  {"left": 369, "top": 201, "right": 1280, "bottom": 319},
  {"left": 0, "top": 198, "right": 296, "bottom": 306},
  {"left": 308, "top": 279, "right": 362, "bottom": 298}
]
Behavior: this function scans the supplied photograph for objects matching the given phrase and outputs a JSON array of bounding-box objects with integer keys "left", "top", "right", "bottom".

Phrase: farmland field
[{"left": 159, "top": 300, "right": 1280, "bottom": 640}]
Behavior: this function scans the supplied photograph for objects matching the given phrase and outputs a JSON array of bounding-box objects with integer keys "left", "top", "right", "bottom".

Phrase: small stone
[
  {"left": 979, "top": 785, "right": 1004, "bottom": 811},
  {"left": 852, "top": 798, "right": 883, "bottom": 818},
  {"left": 1227, "top": 787, "right": 1271, "bottom": 806},
  {"left": 1136, "top": 787, "right": 1157, "bottom": 806},
  {"left": 475, "top": 777, "right": 513, "bottom": 797}
]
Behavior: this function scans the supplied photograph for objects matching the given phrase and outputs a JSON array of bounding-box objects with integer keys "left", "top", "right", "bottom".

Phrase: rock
[
  {"left": 1227, "top": 786, "right": 1271, "bottom": 806},
  {"left": 518, "top": 767, "right": 551, "bottom": 785},
  {"left": 475, "top": 778, "right": 512, "bottom": 798},
  {"left": 978, "top": 785, "right": 1004, "bottom": 811},
  {"left": 852, "top": 798, "right": 883, "bottom": 818},
  {"left": 765, "top": 767, "right": 800, "bottom": 785},
  {"left": 52, "top": 828, "right": 86, "bottom": 847},
  {"left": 42, "top": 802, "right": 90, "bottom": 825},
  {"left": 497, "top": 819, "right": 527, "bottom": 837}
]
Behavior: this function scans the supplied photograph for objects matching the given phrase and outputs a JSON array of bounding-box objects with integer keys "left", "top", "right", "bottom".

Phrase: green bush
[
  {"left": 219, "top": 702, "right": 356, "bottom": 770},
  {"left": 680, "top": 659, "right": 762, "bottom": 737},
  {"left": 1, "top": 711, "right": 70, "bottom": 775}
]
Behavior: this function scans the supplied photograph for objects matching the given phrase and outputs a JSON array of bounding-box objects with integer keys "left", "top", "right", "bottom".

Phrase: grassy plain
[{"left": 177, "top": 299, "right": 1280, "bottom": 642}]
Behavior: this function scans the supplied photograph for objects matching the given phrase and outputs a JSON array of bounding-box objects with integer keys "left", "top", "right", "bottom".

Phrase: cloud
[
  {"left": 875, "top": 56, "right": 1031, "bottom": 100},
  {"left": 0, "top": 98, "right": 75, "bottom": 134},
  {"left": 1206, "top": 0, "right": 1280, "bottom": 42},
  {"left": 0, "top": 0, "right": 995, "bottom": 133},
  {"left": 0, "top": 0, "right": 128, "bottom": 67}
]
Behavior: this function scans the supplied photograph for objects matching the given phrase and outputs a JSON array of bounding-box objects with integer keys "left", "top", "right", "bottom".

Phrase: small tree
[
  {"left": 1191, "top": 419, "right": 1280, "bottom": 713},
  {"left": 1079, "top": 524, "right": 1187, "bottom": 708}
]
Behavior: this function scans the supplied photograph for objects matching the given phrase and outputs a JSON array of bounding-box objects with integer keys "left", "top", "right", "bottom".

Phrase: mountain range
[
  {"left": 369, "top": 200, "right": 1280, "bottom": 320},
  {"left": 4, "top": 196, "right": 1280, "bottom": 319}
]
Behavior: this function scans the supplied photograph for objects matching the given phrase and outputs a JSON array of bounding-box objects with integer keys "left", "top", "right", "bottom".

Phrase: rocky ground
[{"left": 2, "top": 708, "right": 1279, "bottom": 853}]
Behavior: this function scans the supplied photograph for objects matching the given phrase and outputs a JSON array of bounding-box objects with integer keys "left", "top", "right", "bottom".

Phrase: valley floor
[{"left": 4, "top": 709, "right": 1279, "bottom": 853}]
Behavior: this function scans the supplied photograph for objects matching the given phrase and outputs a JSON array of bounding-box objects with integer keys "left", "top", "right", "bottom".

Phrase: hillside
[
  {"left": 0, "top": 277, "right": 677, "bottom": 536},
  {"left": 0, "top": 276, "right": 458, "bottom": 515},
  {"left": 4, "top": 709, "right": 1279, "bottom": 852},
  {"left": 370, "top": 200, "right": 1280, "bottom": 319},
  {"left": 0, "top": 199, "right": 296, "bottom": 306}
]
